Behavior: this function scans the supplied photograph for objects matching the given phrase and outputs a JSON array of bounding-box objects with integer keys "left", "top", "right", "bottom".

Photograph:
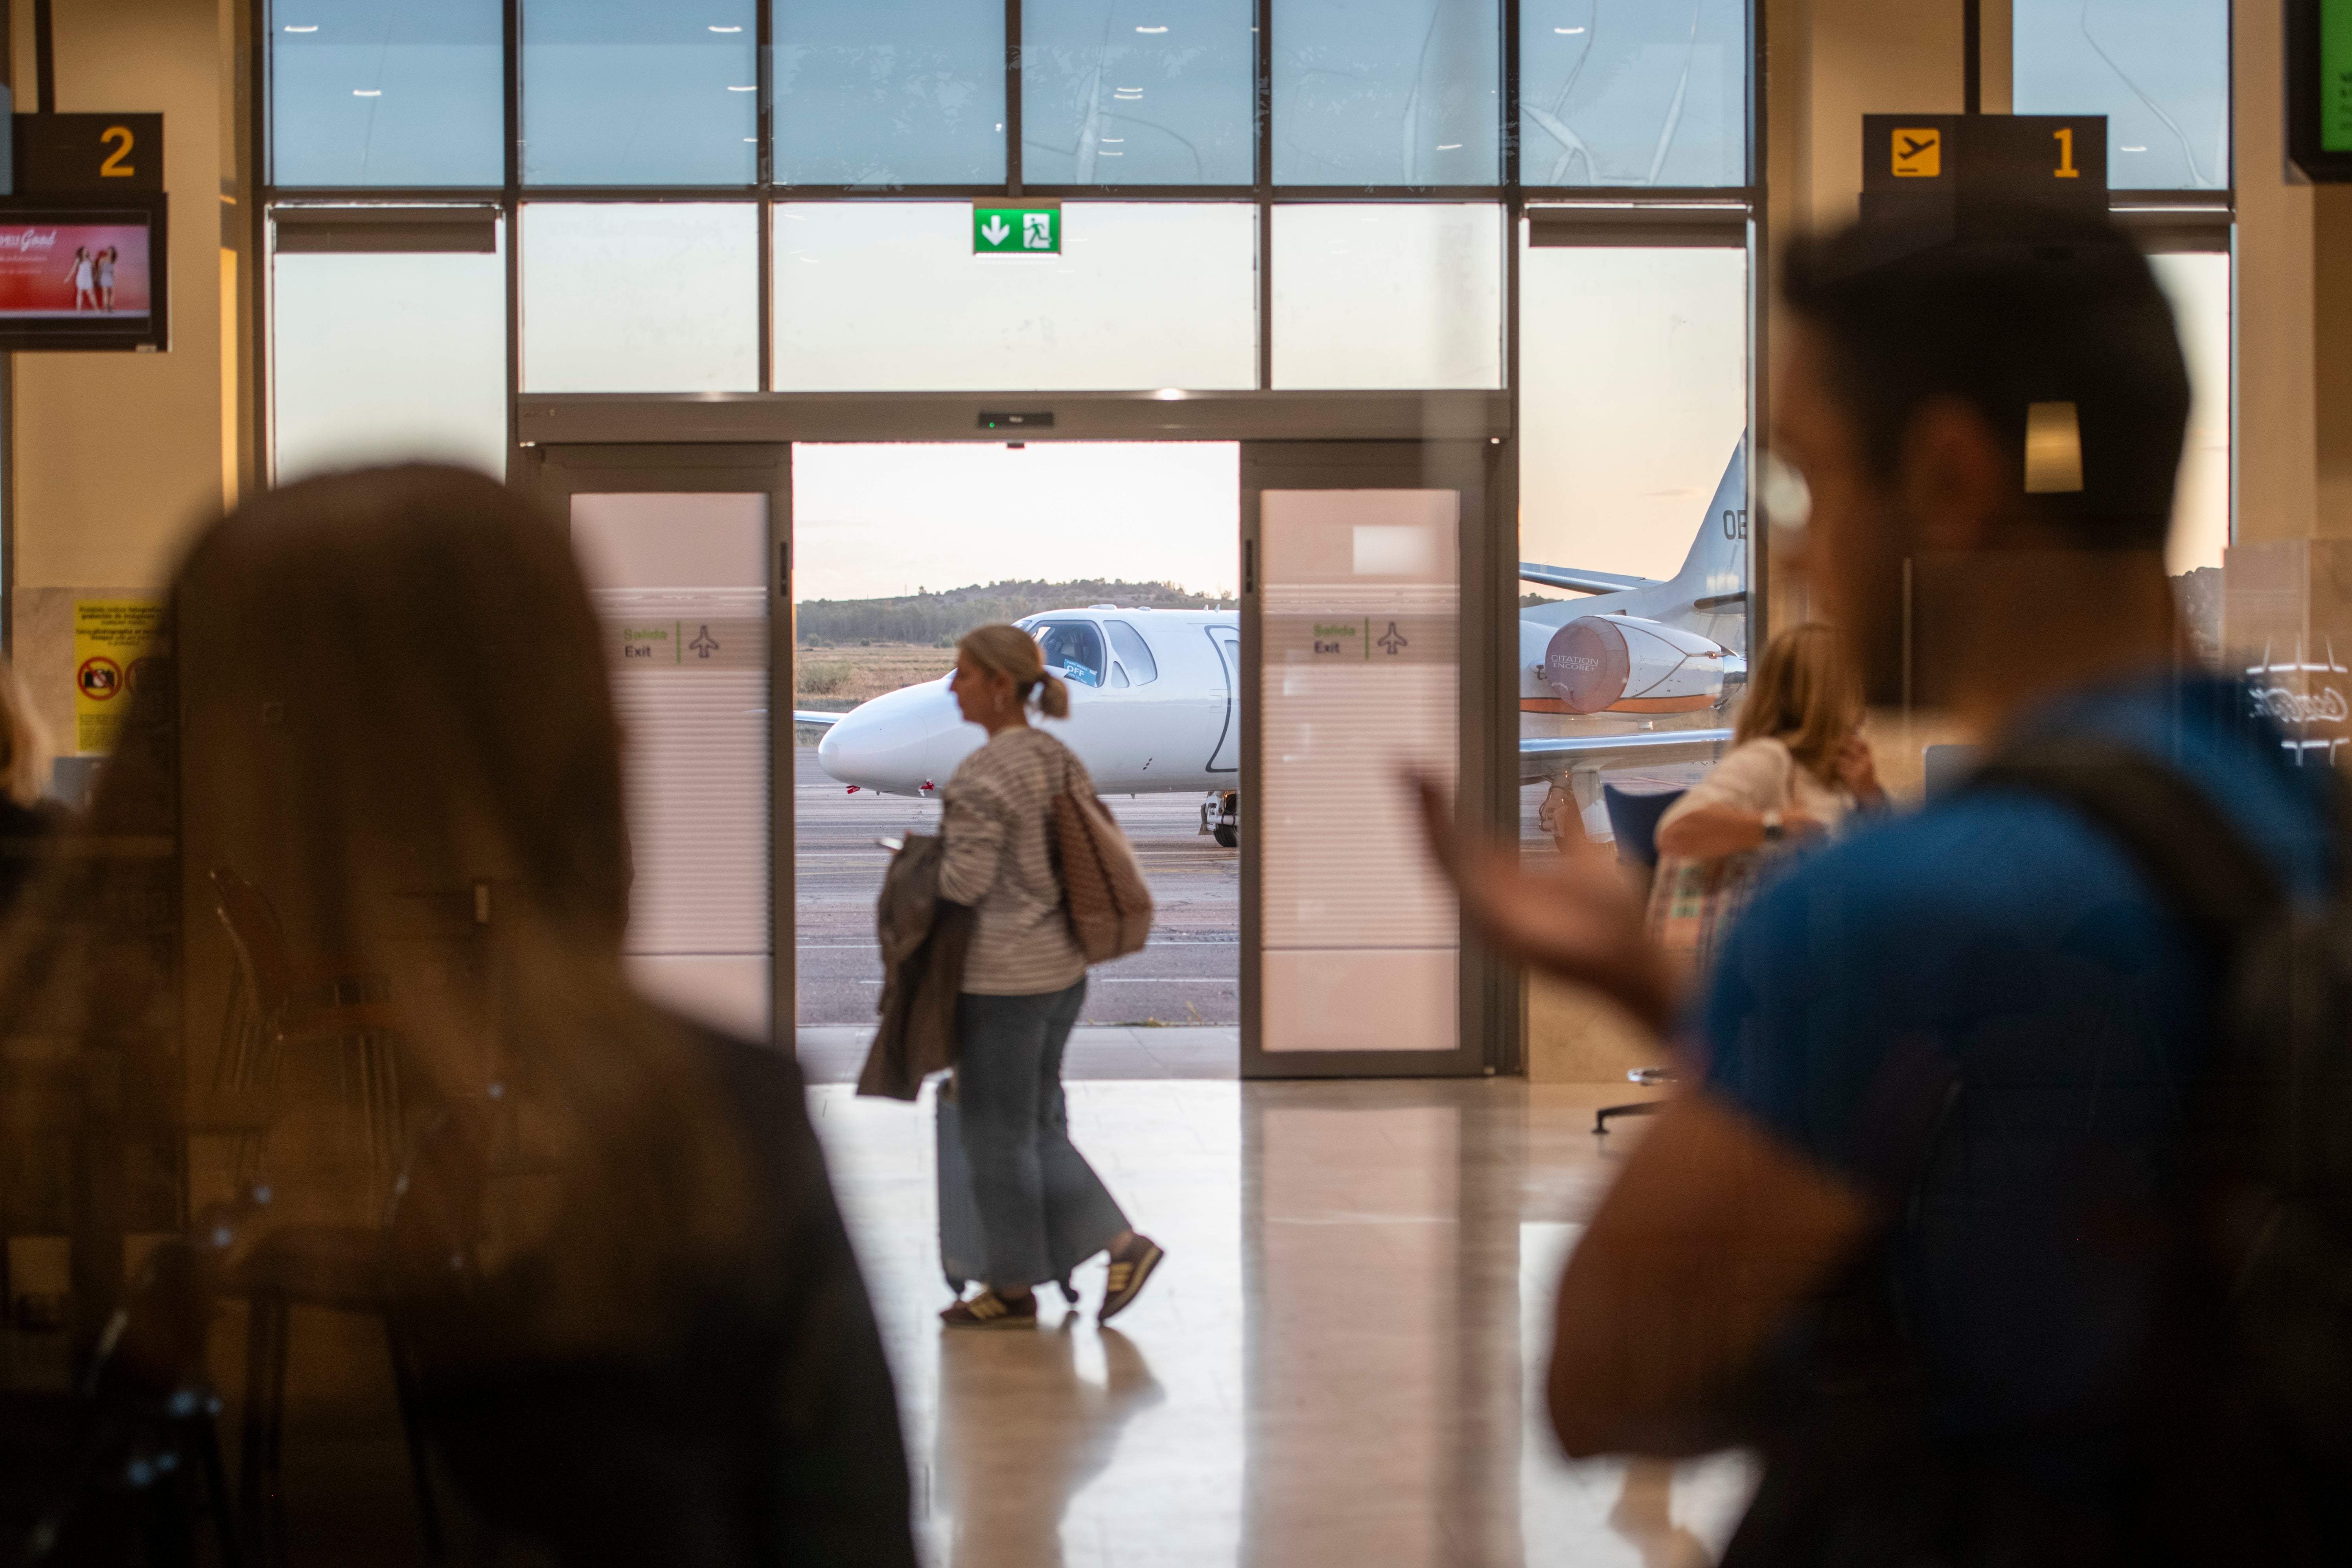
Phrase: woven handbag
[
  {"left": 1049, "top": 753, "right": 1154, "bottom": 963},
  {"left": 1647, "top": 844, "right": 1795, "bottom": 972}
]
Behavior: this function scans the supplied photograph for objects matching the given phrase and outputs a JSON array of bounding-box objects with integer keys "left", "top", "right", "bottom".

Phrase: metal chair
[
  {"left": 204, "top": 868, "right": 443, "bottom": 1559},
  {"left": 1, "top": 1227, "right": 243, "bottom": 1566},
  {"left": 1594, "top": 786, "right": 1687, "bottom": 1135},
  {"left": 209, "top": 868, "right": 406, "bottom": 1180},
  {"left": 232, "top": 1216, "right": 444, "bottom": 1561}
]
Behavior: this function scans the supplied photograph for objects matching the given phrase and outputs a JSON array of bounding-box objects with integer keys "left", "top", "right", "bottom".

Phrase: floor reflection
[
  {"left": 937, "top": 1323, "right": 1162, "bottom": 1568},
  {"left": 810, "top": 1077, "right": 1755, "bottom": 1568}
]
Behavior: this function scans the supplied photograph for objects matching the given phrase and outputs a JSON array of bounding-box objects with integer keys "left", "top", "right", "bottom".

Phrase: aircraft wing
[
  {"left": 1519, "top": 727, "right": 1733, "bottom": 780},
  {"left": 1519, "top": 562, "right": 1657, "bottom": 596},
  {"left": 791, "top": 710, "right": 846, "bottom": 727}
]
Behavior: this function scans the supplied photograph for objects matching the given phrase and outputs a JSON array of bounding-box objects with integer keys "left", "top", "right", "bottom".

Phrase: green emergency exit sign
[{"left": 974, "top": 205, "right": 1060, "bottom": 254}]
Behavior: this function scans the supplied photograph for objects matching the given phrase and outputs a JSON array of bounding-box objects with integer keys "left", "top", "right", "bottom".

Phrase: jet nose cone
[{"left": 815, "top": 680, "right": 959, "bottom": 793}]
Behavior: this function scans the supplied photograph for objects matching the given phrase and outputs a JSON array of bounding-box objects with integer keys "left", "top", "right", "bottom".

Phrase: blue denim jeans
[{"left": 954, "top": 980, "right": 1129, "bottom": 1288}]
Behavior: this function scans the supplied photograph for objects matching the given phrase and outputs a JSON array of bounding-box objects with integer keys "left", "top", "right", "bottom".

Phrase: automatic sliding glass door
[{"left": 535, "top": 447, "right": 791, "bottom": 1047}]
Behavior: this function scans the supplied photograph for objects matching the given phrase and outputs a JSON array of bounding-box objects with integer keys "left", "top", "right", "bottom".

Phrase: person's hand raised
[
  {"left": 1831, "top": 733, "right": 1883, "bottom": 802},
  {"left": 1408, "top": 773, "right": 1672, "bottom": 1032}
]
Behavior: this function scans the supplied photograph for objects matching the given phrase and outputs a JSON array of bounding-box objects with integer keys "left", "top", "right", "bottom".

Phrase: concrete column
[
  {"left": 2236, "top": 0, "right": 2319, "bottom": 549},
  {"left": 2223, "top": 2, "right": 2352, "bottom": 771},
  {"left": 5, "top": 0, "right": 237, "bottom": 751}
]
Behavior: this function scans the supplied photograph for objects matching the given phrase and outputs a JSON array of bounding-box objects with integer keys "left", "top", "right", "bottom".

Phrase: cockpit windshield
[{"left": 1032, "top": 620, "right": 1107, "bottom": 689}]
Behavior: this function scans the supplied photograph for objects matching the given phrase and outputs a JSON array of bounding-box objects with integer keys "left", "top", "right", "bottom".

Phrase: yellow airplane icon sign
[{"left": 1892, "top": 127, "right": 1942, "bottom": 177}]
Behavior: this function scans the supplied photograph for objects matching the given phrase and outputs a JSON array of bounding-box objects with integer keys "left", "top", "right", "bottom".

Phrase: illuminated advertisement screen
[
  {"left": 0, "top": 221, "right": 153, "bottom": 319},
  {"left": 0, "top": 202, "right": 168, "bottom": 350}
]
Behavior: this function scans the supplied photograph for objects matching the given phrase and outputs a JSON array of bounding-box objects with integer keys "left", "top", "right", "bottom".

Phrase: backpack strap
[{"left": 1969, "top": 736, "right": 2286, "bottom": 964}]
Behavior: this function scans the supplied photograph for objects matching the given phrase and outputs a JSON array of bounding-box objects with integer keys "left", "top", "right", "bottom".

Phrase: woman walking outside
[
  {"left": 936, "top": 624, "right": 1163, "bottom": 1329},
  {"left": 1648, "top": 622, "right": 1883, "bottom": 971}
]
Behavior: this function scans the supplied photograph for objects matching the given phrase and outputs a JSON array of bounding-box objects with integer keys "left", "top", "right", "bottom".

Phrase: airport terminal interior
[{"left": 0, "top": 0, "right": 2341, "bottom": 1563}]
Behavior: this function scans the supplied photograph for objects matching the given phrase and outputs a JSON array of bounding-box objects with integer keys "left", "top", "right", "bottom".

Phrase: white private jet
[{"left": 797, "top": 445, "right": 1752, "bottom": 842}]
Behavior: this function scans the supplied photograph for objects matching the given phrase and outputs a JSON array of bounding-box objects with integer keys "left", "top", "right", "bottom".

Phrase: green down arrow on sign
[{"left": 974, "top": 205, "right": 1060, "bottom": 254}]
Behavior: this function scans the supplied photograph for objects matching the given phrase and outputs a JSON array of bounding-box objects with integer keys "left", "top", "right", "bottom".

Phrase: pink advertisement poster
[{"left": 0, "top": 223, "right": 152, "bottom": 318}]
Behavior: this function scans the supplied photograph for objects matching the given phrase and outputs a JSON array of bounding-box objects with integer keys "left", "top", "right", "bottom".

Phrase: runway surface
[{"left": 794, "top": 747, "right": 1240, "bottom": 1028}]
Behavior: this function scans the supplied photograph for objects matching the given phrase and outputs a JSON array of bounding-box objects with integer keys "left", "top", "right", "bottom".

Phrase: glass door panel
[
  {"left": 1258, "top": 489, "right": 1462, "bottom": 1055},
  {"left": 563, "top": 485, "right": 776, "bottom": 1041}
]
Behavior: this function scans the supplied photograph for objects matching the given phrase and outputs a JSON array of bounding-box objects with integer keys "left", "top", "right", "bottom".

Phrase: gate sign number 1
[
  {"left": 1862, "top": 114, "right": 2105, "bottom": 212},
  {"left": 974, "top": 205, "right": 1060, "bottom": 255}
]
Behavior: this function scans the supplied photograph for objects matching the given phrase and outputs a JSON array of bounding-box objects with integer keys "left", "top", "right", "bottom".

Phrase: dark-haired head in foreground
[{"left": 1776, "top": 206, "right": 2191, "bottom": 711}]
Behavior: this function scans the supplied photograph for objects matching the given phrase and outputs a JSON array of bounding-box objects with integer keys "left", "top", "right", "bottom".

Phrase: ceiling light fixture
[
  {"left": 1136, "top": 24, "right": 1167, "bottom": 32},
  {"left": 353, "top": 88, "right": 381, "bottom": 96},
  {"left": 283, "top": 23, "right": 319, "bottom": 32},
  {"left": 709, "top": 23, "right": 743, "bottom": 32},
  {"left": 1555, "top": 25, "right": 1585, "bottom": 33}
]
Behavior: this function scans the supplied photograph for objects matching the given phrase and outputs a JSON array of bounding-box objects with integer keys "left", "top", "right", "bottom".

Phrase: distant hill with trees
[{"left": 796, "top": 580, "right": 1225, "bottom": 647}]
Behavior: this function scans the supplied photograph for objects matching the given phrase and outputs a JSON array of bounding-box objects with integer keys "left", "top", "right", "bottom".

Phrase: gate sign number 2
[{"left": 14, "top": 112, "right": 166, "bottom": 193}]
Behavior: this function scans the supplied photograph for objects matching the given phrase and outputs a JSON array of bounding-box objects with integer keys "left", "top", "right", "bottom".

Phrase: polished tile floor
[
  {"left": 799, "top": 1025, "right": 1241, "bottom": 1084},
  {"left": 811, "top": 1077, "right": 1756, "bottom": 1568}
]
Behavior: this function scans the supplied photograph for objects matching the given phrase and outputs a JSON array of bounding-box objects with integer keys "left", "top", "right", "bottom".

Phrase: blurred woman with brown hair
[
  {"left": 934, "top": 624, "right": 1161, "bottom": 1331},
  {"left": 1649, "top": 622, "right": 1883, "bottom": 967},
  {"left": 0, "top": 466, "right": 914, "bottom": 1564}
]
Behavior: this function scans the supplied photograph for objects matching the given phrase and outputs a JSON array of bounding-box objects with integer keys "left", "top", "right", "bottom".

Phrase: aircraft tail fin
[{"left": 1666, "top": 441, "right": 1748, "bottom": 607}]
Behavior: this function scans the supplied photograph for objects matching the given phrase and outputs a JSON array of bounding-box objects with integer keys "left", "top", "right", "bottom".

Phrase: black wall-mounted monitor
[
  {"left": 0, "top": 195, "right": 168, "bottom": 352},
  {"left": 2289, "top": 0, "right": 2352, "bottom": 182}
]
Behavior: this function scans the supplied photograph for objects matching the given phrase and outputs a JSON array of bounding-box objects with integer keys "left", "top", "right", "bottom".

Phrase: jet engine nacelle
[{"left": 1541, "top": 614, "right": 1737, "bottom": 716}]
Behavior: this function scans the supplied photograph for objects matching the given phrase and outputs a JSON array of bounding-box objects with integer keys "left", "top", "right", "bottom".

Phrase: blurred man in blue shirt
[{"left": 1424, "top": 210, "right": 2334, "bottom": 1565}]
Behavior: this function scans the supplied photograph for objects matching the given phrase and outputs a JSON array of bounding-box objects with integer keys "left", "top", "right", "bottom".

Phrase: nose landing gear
[{"left": 1200, "top": 791, "right": 1239, "bottom": 849}]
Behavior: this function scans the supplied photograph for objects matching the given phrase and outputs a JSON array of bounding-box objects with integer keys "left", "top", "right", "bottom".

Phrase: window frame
[{"left": 250, "top": 0, "right": 1765, "bottom": 416}]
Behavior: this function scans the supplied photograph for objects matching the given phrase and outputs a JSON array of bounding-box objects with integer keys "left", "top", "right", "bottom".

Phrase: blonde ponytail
[{"left": 957, "top": 622, "right": 1070, "bottom": 717}]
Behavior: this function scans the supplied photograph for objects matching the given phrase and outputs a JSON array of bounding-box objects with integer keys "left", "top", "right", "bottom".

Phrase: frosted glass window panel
[
  {"left": 1271, "top": 204, "right": 1502, "bottom": 389},
  {"left": 773, "top": 202, "right": 1255, "bottom": 390},
  {"left": 2012, "top": 0, "right": 2228, "bottom": 190},
  {"left": 571, "top": 493, "right": 772, "bottom": 1043},
  {"left": 1022, "top": 0, "right": 1256, "bottom": 185},
  {"left": 1519, "top": 0, "right": 1747, "bottom": 188},
  {"left": 2152, "top": 252, "right": 2229, "bottom": 574},
  {"left": 271, "top": 0, "right": 503, "bottom": 186},
  {"left": 1517, "top": 241, "right": 1745, "bottom": 581},
  {"left": 522, "top": 0, "right": 758, "bottom": 185},
  {"left": 271, "top": 239, "right": 508, "bottom": 482},
  {"left": 1271, "top": 0, "right": 1501, "bottom": 185},
  {"left": 1260, "top": 488, "right": 1459, "bottom": 1053},
  {"left": 521, "top": 204, "right": 760, "bottom": 392},
  {"left": 772, "top": 0, "right": 1005, "bottom": 185}
]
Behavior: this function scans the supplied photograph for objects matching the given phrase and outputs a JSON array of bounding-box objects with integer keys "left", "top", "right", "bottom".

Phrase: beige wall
[
  {"left": 1774, "top": 0, "right": 1965, "bottom": 236},
  {"left": 9, "top": 0, "right": 235, "bottom": 594},
  {"left": 2237, "top": 0, "right": 2321, "bottom": 548}
]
